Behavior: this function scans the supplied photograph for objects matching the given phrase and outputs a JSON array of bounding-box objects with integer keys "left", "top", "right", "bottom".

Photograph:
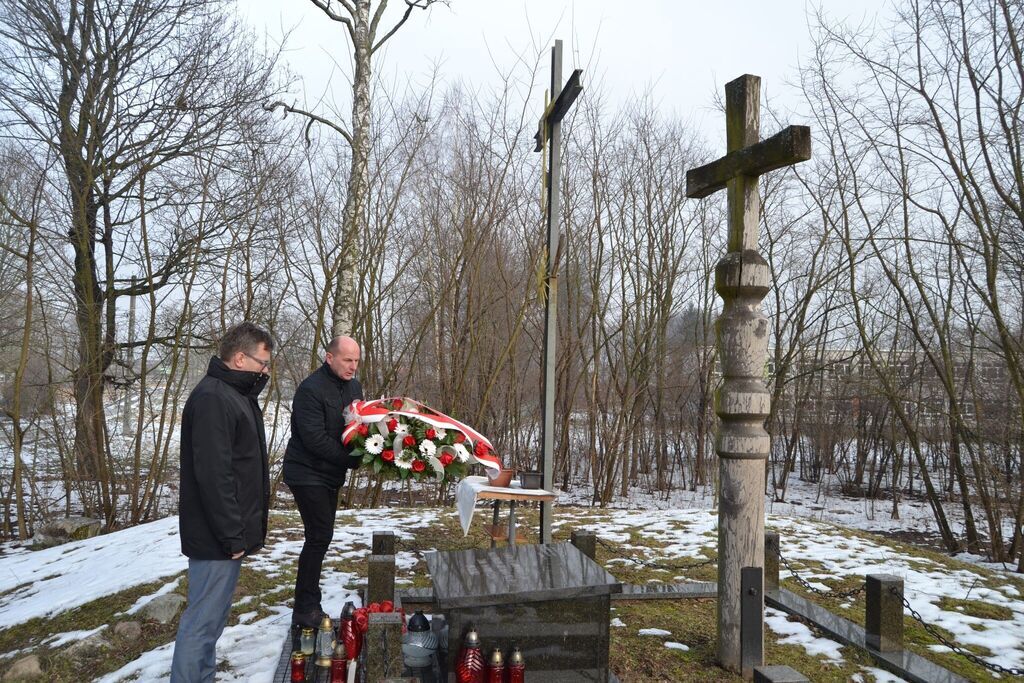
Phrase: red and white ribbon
[{"left": 342, "top": 397, "right": 501, "bottom": 472}]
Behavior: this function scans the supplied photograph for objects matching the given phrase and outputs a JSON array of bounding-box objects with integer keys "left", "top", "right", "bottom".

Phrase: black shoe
[{"left": 291, "top": 608, "right": 325, "bottom": 628}]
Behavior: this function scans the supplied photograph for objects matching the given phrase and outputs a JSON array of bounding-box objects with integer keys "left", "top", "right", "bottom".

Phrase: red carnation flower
[
  {"left": 425, "top": 428, "right": 436, "bottom": 439},
  {"left": 453, "top": 432, "right": 466, "bottom": 444},
  {"left": 403, "top": 434, "right": 416, "bottom": 448},
  {"left": 380, "top": 600, "right": 394, "bottom": 613},
  {"left": 386, "top": 418, "right": 398, "bottom": 431},
  {"left": 440, "top": 453, "right": 454, "bottom": 467},
  {"left": 368, "top": 602, "right": 381, "bottom": 613},
  {"left": 381, "top": 449, "right": 395, "bottom": 462},
  {"left": 412, "top": 459, "right": 426, "bottom": 472},
  {"left": 392, "top": 399, "right": 403, "bottom": 409},
  {"left": 474, "top": 441, "right": 489, "bottom": 456},
  {"left": 357, "top": 424, "right": 369, "bottom": 437}
]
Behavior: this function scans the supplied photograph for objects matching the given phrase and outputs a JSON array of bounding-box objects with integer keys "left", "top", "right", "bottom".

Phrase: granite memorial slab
[{"left": 426, "top": 542, "right": 621, "bottom": 682}]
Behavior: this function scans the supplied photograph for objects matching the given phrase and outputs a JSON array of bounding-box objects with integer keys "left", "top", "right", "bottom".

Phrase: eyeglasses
[{"left": 242, "top": 351, "right": 272, "bottom": 370}]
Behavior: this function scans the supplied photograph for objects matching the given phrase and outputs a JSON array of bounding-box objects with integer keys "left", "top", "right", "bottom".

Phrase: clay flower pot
[{"left": 487, "top": 468, "right": 516, "bottom": 488}]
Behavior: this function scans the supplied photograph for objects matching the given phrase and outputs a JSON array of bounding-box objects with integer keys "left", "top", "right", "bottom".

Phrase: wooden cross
[
  {"left": 687, "top": 75, "right": 810, "bottom": 247},
  {"left": 534, "top": 40, "right": 582, "bottom": 545},
  {"left": 684, "top": 74, "right": 810, "bottom": 677}
]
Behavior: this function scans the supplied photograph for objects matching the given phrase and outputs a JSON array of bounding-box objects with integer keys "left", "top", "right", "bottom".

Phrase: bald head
[{"left": 325, "top": 336, "right": 360, "bottom": 380}]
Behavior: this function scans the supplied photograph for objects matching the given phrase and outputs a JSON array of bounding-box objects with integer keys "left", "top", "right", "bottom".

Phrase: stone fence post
[
  {"left": 764, "top": 532, "right": 779, "bottom": 592},
  {"left": 865, "top": 574, "right": 904, "bottom": 652},
  {"left": 571, "top": 530, "right": 596, "bottom": 560},
  {"left": 372, "top": 531, "right": 395, "bottom": 555},
  {"left": 364, "top": 534, "right": 403, "bottom": 681}
]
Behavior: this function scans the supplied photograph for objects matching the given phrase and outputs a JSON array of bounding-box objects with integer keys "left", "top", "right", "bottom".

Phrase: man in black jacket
[
  {"left": 283, "top": 335, "right": 363, "bottom": 627},
  {"left": 171, "top": 323, "right": 273, "bottom": 683}
]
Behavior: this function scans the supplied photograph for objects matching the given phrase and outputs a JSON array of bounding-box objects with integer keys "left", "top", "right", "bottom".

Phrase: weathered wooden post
[{"left": 686, "top": 74, "right": 811, "bottom": 674}]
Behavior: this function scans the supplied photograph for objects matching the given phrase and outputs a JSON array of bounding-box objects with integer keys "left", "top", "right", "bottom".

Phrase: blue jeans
[{"left": 170, "top": 558, "right": 242, "bottom": 682}]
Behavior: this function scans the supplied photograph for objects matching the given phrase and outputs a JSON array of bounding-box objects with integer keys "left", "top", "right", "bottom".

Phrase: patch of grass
[
  {"left": 936, "top": 596, "right": 1013, "bottom": 621},
  {"left": 0, "top": 580, "right": 34, "bottom": 602}
]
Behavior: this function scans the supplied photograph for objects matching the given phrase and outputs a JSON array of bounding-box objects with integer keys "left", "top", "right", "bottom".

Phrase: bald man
[{"left": 283, "top": 336, "right": 363, "bottom": 628}]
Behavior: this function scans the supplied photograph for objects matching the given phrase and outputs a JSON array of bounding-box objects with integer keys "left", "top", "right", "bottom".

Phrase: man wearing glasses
[
  {"left": 171, "top": 322, "right": 274, "bottom": 682},
  {"left": 282, "top": 335, "right": 363, "bottom": 628}
]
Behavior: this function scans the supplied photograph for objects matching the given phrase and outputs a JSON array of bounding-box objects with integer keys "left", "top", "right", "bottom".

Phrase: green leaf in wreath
[{"left": 373, "top": 459, "right": 382, "bottom": 474}]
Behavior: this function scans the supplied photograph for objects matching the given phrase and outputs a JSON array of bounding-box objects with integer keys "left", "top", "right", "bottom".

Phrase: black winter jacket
[
  {"left": 178, "top": 357, "right": 270, "bottom": 559},
  {"left": 283, "top": 363, "right": 363, "bottom": 488}
]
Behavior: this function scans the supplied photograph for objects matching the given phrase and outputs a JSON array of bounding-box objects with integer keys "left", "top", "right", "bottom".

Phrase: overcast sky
[{"left": 240, "top": 0, "right": 893, "bottom": 144}]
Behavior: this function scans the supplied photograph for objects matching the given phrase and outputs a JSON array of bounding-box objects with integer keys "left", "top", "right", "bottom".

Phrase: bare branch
[
  {"left": 264, "top": 100, "right": 354, "bottom": 147},
  {"left": 371, "top": 0, "right": 439, "bottom": 55},
  {"left": 308, "top": 0, "right": 354, "bottom": 38}
]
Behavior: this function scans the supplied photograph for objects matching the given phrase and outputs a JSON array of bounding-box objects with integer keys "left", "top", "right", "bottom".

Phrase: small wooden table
[{"left": 455, "top": 476, "right": 557, "bottom": 547}]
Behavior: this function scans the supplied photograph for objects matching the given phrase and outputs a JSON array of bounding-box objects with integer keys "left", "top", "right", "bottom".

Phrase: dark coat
[
  {"left": 283, "top": 363, "right": 363, "bottom": 488},
  {"left": 178, "top": 357, "right": 270, "bottom": 559}
]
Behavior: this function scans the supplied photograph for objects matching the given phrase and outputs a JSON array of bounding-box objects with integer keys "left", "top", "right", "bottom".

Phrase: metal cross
[{"left": 534, "top": 39, "right": 581, "bottom": 544}]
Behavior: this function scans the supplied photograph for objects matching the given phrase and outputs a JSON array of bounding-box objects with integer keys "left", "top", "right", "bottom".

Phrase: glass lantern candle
[
  {"left": 315, "top": 615, "right": 335, "bottom": 667},
  {"left": 299, "top": 627, "right": 315, "bottom": 655}
]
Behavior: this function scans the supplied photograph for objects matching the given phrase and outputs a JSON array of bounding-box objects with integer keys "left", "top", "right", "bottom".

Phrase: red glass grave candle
[
  {"left": 340, "top": 601, "right": 360, "bottom": 661},
  {"left": 486, "top": 647, "right": 504, "bottom": 683},
  {"left": 289, "top": 651, "right": 306, "bottom": 683},
  {"left": 329, "top": 642, "right": 347, "bottom": 683},
  {"left": 455, "top": 628, "right": 485, "bottom": 683},
  {"left": 508, "top": 647, "right": 526, "bottom": 683}
]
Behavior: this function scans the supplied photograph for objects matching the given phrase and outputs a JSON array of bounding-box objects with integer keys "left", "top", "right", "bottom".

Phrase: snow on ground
[
  {"left": 638, "top": 628, "right": 672, "bottom": 636},
  {"left": 2, "top": 499, "right": 1023, "bottom": 680},
  {"left": 560, "top": 505, "right": 1024, "bottom": 676},
  {"left": 557, "top": 472, "right": 1017, "bottom": 546},
  {"left": 765, "top": 606, "right": 844, "bottom": 663},
  {"left": 0, "top": 516, "right": 185, "bottom": 631}
]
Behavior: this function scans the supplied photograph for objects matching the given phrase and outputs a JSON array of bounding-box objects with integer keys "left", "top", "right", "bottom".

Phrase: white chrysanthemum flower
[
  {"left": 453, "top": 443, "right": 471, "bottom": 463},
  {"left": 393, "top": 422, "right": 409, "bottom": 436},
  {"left": 394, "top": 449, "right": 414, "bottom": 469},
  {"left": 434, "top": 428, "right": 447, "bottom": 439},
  {"left": 418, "top": 440, "right": 436, "bottom": 457},
  {"left": 364, "top": 434, "right": 384, "bottom": 455}
]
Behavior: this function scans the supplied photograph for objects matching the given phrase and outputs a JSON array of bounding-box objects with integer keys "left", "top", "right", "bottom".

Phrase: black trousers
[{"left": 289, "top": 484, "right": 339, "bottom": 613}]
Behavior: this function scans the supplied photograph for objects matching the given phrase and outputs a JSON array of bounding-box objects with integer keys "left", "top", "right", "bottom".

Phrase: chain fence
[
  {"left": 778, "top": 551, "right": 1023, "bottom": 678},
  {"left": 776, "top": 550, "right": 865, "bottom": 600},
  {"left": 893, "top": 586, "right": 1024, "bottom": 678}
]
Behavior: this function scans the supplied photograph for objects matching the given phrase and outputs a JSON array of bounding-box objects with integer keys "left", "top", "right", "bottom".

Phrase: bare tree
[
  {"left": 0, "top": 0, "right": 282, "bottom": 524},
  {"left": 267, "top": 0, "right": 442, "bottom": 337}
]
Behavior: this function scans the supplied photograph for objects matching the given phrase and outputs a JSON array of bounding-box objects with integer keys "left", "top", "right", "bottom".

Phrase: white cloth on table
[{"left": 455, "top": 475, "right": 553, "bottom": 536}]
